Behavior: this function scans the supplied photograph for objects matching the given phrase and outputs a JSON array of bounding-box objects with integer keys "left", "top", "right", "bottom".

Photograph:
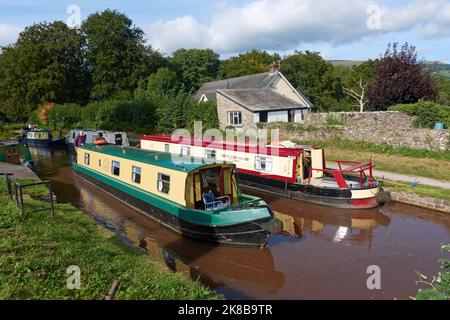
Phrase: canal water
[{"left": 30, "top": 147, "right": 450, "bottom": 300}]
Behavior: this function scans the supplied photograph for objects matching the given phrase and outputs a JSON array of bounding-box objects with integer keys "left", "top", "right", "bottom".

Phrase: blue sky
[{"left": 0, "top": 0, "right": 449, "bottom": 62}]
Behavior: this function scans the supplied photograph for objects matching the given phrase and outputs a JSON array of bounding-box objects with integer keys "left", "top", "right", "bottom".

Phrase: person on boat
[
  {"left": 94, "top": 132, "right": 107, "bottom": 145},
  {"left": 74, "top": 130, "right": 86, "bottom": 148}
]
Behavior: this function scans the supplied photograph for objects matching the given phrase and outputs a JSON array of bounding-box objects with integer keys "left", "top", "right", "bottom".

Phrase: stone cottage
[{"left": 195, "top": 64, "right": 312, "bottom": 130}]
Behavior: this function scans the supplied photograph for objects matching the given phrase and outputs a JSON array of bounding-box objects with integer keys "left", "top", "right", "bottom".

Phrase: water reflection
[{"left": 30, "top": 147, "right": 450, "bottom": 300}]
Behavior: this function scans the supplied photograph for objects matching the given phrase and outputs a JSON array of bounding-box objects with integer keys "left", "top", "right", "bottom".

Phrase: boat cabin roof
[{"left": 79, "top": 144, "right": 230, "bottom": 173}]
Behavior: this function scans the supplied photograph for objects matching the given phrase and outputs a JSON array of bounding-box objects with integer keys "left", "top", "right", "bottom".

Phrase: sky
[{"left": 0, "top": 0, "right": 449, "bottom": 62}]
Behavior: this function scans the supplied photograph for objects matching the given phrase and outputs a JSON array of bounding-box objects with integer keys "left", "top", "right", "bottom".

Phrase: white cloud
[
  {"left": 0, "top": 23, "right": 21, "bottom": 47},
  {"left": 145, "top": 0, "right": 450, "bottom": 55}
]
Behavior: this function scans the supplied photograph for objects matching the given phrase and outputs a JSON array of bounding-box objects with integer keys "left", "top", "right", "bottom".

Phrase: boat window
[
  {"left": 164, "top": 144, "right": 170, "bottom": 153},
  {"left": 72, "top": 132, "right": 76, "bottom": 139},
  {"left": 98, "top": 159, "right": 102, "bottom": 167},
  {"left": 205, "top": 149, "right": 216, "bottom": 159},
  {"left": 157, "top": 173, "right": 170, "bottom": 194},
  {"left": 255, "top": 156, "right": 273, "bottom": 172},
  {"left": 132, "top": 166, "right": 141, "bottom": 184},
  {"left": 180, "top": 146, "right": 191, "bottom": 156},
  {"left": 84, "top": 153, "right": 90, "bottom": 165},
  {"left": 111, "top": 160, "right": 120, "bottom": 176}
]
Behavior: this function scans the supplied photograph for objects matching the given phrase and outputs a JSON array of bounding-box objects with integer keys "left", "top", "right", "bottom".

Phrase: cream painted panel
[
  {"left": 141, "top": 140, "right": 294, "bottom": 178},
  {"left": 78, "top": 149, "right": 188, "bottom": 205},
  {"left": 311, "top": 149, "right": 324, "bottom": 178}
]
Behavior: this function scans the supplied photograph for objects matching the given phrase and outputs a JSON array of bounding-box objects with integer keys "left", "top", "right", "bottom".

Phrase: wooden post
[{"left": 105, "top": 278, "right": 121, "bottom": 300}]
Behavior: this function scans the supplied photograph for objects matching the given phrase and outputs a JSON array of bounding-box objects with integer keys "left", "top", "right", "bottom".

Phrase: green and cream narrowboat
[{"left": 72, "top": 144, "right": 281, "bottom": 247}]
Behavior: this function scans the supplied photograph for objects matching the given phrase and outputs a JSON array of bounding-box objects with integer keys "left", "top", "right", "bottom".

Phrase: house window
[
  {"left": 84, "top": 153, "right": 90, "bottom": 165},
  {"left": 98, "top": 159, "right": 102, "bottom": 167},
  {"left": 157, "top": 173, "right": 170, "bottom": 194},
  {"left": 132, "top": 166, "right": 141, "bottom": 184},
  {"left": 164, "top": 144, "right": 170, "bottom": 153},
  {"left": 228, "top": 112, "right": 242, "bottom": 126},
  {"left": 180, "top": 146, "right": 191, "bottom": 156},
  {"left": 255, "top": 156, "right": 273, "bottom": 172},
  {"left": 111, "top": 160, "right": 120, "bottom": 176},
  {"left": 205, "top": 149, "right": 216, "bottom": 159}
]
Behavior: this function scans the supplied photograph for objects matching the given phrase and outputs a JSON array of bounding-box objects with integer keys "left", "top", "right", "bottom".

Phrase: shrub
[
  {"left": 389, "top": 100, "right": 450, "bottom": 129},
  {"left": 47, "top": 103, "right": 82, "bottom": 131}
]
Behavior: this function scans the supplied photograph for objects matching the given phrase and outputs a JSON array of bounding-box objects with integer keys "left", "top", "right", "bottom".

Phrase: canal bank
[
  {"left": 26, "top": 147, "right": 449, "bottom": 299},
  {"left": 0, "top": 178, "right": 218, "bottom": 299}
]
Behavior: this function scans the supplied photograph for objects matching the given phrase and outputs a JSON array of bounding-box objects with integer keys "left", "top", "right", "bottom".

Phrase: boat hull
[
  {"left": 238, "top": 172, "right": 385, "bottom": 210},
  {"left": 19, "top": 138, "right": 66, "bottom": 147},
  {"left": 74, "top": 168, "right": 274, "bottom": 247}
]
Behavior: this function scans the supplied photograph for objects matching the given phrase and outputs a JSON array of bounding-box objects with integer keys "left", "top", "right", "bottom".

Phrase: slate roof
[
  {"left": 195, "top": 72, "right": 277, "bottom": 100},
  {"left": 217, "top": 89, "right": 307, "bottom": 112}
]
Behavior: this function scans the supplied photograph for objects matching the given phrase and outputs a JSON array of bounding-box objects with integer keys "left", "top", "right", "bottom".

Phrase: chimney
[{"left": 269, "top": 61, "right": 279, "bottom": 73}]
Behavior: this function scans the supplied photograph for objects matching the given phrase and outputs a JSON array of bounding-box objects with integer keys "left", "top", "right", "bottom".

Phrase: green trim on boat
[{"left": 73, "top": 163, "right": 271, "bottom": 227}]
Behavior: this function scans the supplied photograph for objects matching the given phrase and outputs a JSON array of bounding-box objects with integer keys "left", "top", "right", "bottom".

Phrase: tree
[
  {"left": 281, "top": 51, "right": 343, "bottom": 110},
  {"left": 134, "top": 67, "right": 181, "bottom": 98},
  {"left": 82, "top": 9, "right": 166, "bottom": 100},
  {"left": 219, "top": 49, "right": 281, "bottom": 78},
  {"left": 435, "top": 76, "right": 450, "bottom": 106},
  {"left": 368, "top": 43, "right": 437, "bottom": 110},
  {"left": 0, "top": 21, "right": 90, "bottom": 120},
  {"left": 342, "top": 60, "right": 378, "bottom": 112},
  {"left": 170, "top": 49, "right": 220, "bottom": 92}
]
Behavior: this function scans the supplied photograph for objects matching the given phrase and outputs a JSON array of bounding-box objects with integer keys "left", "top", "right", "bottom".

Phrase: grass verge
[
  {"left": 0, "top": 179, "right": 218, "bottom": 300},
  {"left": 383, "top": 180, "right": 450, "bottom": 201}
]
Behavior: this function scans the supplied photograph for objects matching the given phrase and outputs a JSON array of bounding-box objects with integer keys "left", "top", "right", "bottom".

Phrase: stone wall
[
  {"left": 387, "top": 190, "right": 450, "bottom": 214},
  {"left": 263, "top": 111, "right": 449, "bottom": 151}
]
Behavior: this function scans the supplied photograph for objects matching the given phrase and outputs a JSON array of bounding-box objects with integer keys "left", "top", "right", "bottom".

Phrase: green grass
[
  {"left": 383, "top": 180, "right": 450, "bottom": 201},
  {"left": 0, "top": 178, "right": 218, "bottom": 300},
  {"left": 0, "top": 123, "right": 24, "bottom": 140}
]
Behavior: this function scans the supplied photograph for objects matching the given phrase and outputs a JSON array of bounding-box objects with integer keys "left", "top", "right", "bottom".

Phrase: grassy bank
[
  {"left": 291, "top": 138, "right": 450, "bottom": 181},
  {"left": 0, "top": 179, "right": 217, "bottom": 300},
  {"left": 383, "top": 180, "right": 450, "bottom": 201},
  {"left": 0, "top": 123, "right": 24, "bottom": 140}
]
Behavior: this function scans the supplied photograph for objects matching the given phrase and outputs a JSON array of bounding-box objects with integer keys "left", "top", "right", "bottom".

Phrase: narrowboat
[
  {"left": 140, "top": 135, "right": 389, "bottom": 210},
  {"left": 67, "top": 129, "right": 129, "bottom": 147},
  {"left": 0, "top": 141, "right": 35, "bottom": 169},
  {"left": 72, "top": 144, "right": 281, "bottom": 247},
  {"left": 19, "top": 129, "right": 65, "bottom": 147}
]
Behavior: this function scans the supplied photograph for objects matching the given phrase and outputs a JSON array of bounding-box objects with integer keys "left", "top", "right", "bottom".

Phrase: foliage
[
  {"left": 82, "top": 9, "right": 166, "bottom": 101},
  {"left": 368, "top": 43, "right": 436, "bottom": 110},
  {"left": 389, "top": 100, "right": 450, "bottom": 129},
  {"left": 0, "top": 180, "right": 217, "bottom": 300},
  {"left": 0, "top": 21, "right": 90, "bottom": 120},
  {"left": 80, "top": 99, "right": 158, "bottom": 134},
  {"left": 281, "top": 51, "right": 343, "bottom": 111},
  {"left": 38, "top": 102, "right": 55, "bottom": 126},
  {"left": 186, "top": 101, "right": 219, "bottom": 131},
  {"left": 218, "top": 49, "right": 281, "bottom": 78},
  {"left": 415, "top": 244, "right": 450, "bottom": 300},
  {"left": 170, "top": 49, "right": 220, "bottom": 92},
  {"left": 47, "top": 103, "right": 82, "bottom": 131},
  {"left": 435, "top": 76, "right": 450, "bottom": 106},
  {"left": 135, "top": 67, "right": 182, "bottom": 98},
  {"left": 382, "top": 181, "right": 450, "bottom": 201}
]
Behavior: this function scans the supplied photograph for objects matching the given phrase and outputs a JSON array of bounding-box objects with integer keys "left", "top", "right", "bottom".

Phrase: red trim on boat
[
  {"left": 351, "top": 198, "right": 379, "bottom": 208},
  {"left": 142, "top": 134, "right": 303, "bottom": 158},
  {"left": 237, "top": 168, "right": 297, "bottom": 183}
]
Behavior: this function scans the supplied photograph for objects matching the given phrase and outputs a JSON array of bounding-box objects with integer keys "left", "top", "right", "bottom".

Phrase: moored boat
[
  {"left": 18, "top": 129, "right": 65, "bottom": 147},
  {"left": 72, "top": 144, "right": 281, "bottom": 247},
  {"left": 0, "top": 141, "right": 36, "bottom": 170},
  {"left": 140, "top": 135, "right": 389, "bottom": 210},
  {"left": 67, "top": 129, "right": 129, "bottom": 147}
]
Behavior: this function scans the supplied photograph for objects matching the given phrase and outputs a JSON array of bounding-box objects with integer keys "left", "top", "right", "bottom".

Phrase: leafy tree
[
  {"left": 281, "top": 51, "right": 343, "bottom": 111},
  {"left": 219, "top": 49, "right": 281, "bottom": 78},
  {"left": 187, "top": 101, "right": 219, "bottom": 131},
  {"left": 82, "top": 9, "right": 166, "bottom": 100},
  {"left": 170, "top": 49, "right": 220, "bottom": 92},
  {"left": 135, "top": 67, "right": 181, "bottom": 98},
  {"left": 368, "top": 43, "right": 436, "bottom": 110},
  {"left": 341, "top": 60, "right": 378, "bottom": 112},
  {"left": 47, "top": 103, "right": 82, "bottom": 130},
  {"left": 0, "top": 21, "right": 90, "bottom": 120},
  {"left": 435, "top": 76, "right": 450, "bottom": 106}
]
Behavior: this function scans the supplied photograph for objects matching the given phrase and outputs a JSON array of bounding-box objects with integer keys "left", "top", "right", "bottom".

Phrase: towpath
[
  {"left": 326, "top": 162, "right": 450, "bottom": 189},
  {"left": 0, "top": 163, "right": 40, "bottom": 180}
]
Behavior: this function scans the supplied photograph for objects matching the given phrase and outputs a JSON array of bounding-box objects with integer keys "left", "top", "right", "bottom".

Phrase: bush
[
  {"left": 389, "top": 100, "right": 450, "bottom": 129},
  {"left": 187, "top": 101, "right": 219, "bottom": 131},
  {"left": 47, "top": 103, "right": 82, "bottom": 131}
]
